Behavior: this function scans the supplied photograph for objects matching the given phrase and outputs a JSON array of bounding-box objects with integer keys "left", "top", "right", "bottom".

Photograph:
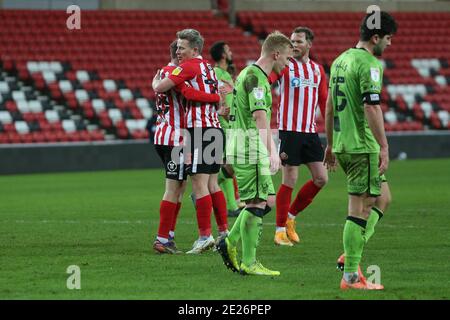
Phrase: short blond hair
[
  {"left": 177, "top": 28, "right": 204, "bottom": 53},
  {"left": 262, "top": 31, "right": 293, "bottom": 55}
]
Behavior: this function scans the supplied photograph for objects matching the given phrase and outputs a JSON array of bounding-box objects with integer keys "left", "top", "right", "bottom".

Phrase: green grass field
[{"left": 1, "top": 158, "right": 450, "bottom": 300}]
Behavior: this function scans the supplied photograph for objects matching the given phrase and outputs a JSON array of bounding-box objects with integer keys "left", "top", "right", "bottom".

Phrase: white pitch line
[{"left": 1, "top": 219, "right": 439, "bottom": 230}]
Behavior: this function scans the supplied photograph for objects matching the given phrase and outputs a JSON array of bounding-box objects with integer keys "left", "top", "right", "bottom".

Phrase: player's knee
[
  {"left": 282, "top": 174, "right": 297, "bottom": 188},
  {"left": 313, "top": 175, "right": 328, "bottom": 188},
  {"left": 266, "top": 196, "right": 276, "bottom": 208},
  {"left": 377, "top": 193, "right": 392, "bottom": 213}
]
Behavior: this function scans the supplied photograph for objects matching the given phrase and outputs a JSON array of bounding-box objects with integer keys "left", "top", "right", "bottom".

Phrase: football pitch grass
[{"left": 1, "top": 158, "right": 449, "bottom": 300}]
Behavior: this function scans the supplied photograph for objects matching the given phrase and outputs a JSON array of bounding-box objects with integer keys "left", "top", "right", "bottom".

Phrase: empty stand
[
  {"left": 238, "top": 11, "right": 450, "bottom": 131},
  {"left": 0, "top": 10, "right": 449, "bottom": 145}
]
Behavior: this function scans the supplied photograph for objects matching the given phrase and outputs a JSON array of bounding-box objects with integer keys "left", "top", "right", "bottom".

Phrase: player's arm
[
  {"left": 152, "top": 70, "right": 176, "bottom": 93},
  {"left": 176, "top": 82, "right": 220, "bottom": 103},
  {"left": 317, "top": 65, "right": 328, "bottom": 119},
  {"left": 153, "top": 64, "right": 195, "bottom": 93},
  {"left": 360, "top": 63, "right": 389, "bottom": 174},
  {"left": 365, "top": 103, "right": 389, "bottom": 174},
  {"left": 253, "top": 110, "right": 279, "bottom": 173},
  {"left": 323, "top": 90, "right": 337, "bottom": 171}
]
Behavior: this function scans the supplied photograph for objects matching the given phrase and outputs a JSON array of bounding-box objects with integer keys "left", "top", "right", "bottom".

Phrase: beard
[{"left": 373, "top": 44, "right": 383, "bottom": 57}]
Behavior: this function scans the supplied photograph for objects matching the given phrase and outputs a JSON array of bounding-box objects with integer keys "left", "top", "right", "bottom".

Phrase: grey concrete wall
[
  {"left": 235, "top": 0, "right": 450, "bottom": 12},
  {"left": 1, "top": 132, "right": 450, "bottom": 175}
]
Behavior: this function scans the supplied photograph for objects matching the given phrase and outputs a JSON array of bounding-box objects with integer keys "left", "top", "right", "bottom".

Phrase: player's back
[
  {"left": 154, "top": 64, "right": 185, "bottom": 146},
  {"left": 329, "top": 48, "right": 383, "bottom": 154},
  {"left": 230, "top": 65, "right": 272, "bottom": 131},
  {"left": 227, "top": 64, "right": 272, "bottom": 163}
]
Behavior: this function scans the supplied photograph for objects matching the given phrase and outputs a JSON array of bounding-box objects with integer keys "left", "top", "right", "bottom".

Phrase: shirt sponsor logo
[
  {"left": 370, "top": 67, "right": 380, "bottom": 82},
  {"left": 253, "top": 87, "right": 264, "bottom": 100},
  {"left": 172, "top": 67, "right": 183, "bottom": 76},
  {"left": 290, "top": 77, "right": 318, "bottom": 88}
]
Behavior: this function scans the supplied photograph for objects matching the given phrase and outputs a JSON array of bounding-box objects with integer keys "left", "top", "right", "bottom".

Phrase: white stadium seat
[
  {"left": 49, "top": 61, "right": 63, "bottom": 73},
  {"left": 43, "top": 71, "right": 56, "bottom": 83},
  {"left": 17, "top": 100, "right": 30, "bottom": 113},
  {"left": 0, "top": 81, "right": 9, "bottom": 93},
  {"left": 103, "top": 80, "right": 116, "bottom": 92},
  {"left": 45, "top": 110, "right": 60, "bottom": 123},
  {"left": 438, "top": 110, "right": 449, "bottom": 127},
  {"left": 75, "top": 89, "right": 89, "bottom": 103},
  {"left": 28, "top": 100, "right": 43, "bottom": 113},
  {"left": 12, "top": 91, "right": 26, "bottom": 101},
  {"left": 119, "top": 89, "right": 133, "bottom": 101},
  {"left": 140, "top": 107, "right": 153, "bottom": 119},
  {"left": 108, "top": 109, "right": 122, "bottom": 124},
  {"left": 59, "top": 80, "right": 73, "bottom": 93},
  {"left": 27, "top": 61, "right": 40, "bottom": 73},
  {"left": 15, "top": 121, "right": 30, "bottom": 134},
  {"left": 384, "top": 110, "right": 397, "bottom": 124},
  {"left": 0, "top": 111, "right": 13, "bottom": 124},
  {"left": 420, "top": 102, "right": 433, "bottom": 118},
  {"left": 92, "top": 99, "right": 106, "bottom": 113},
  {"left": 76, "top": 70, "right": 90, "bottom": 83},
  {"left": 136, "top": 98, "right": 150, "bottom": 109},
  {"left": 62, "top": 119, "right": 77, "bottom": 132}
]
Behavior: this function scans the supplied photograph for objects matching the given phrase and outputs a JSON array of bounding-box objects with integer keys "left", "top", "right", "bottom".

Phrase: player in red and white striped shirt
[
  {"left": 152, "top": 40, "right": 223, "bottom": 254},
  {"left": 270, "top": 27, "right": 329, "bottom": 246},
  {"left": 153, "top": 29, "right": 229, "bottom": 254}
]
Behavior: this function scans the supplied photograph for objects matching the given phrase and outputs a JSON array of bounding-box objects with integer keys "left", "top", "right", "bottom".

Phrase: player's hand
[
  {"left": 323, "top": 145, "right": 337, "bottom": 172},
  {"left": 219, "top": 80, "right": 233, "bottom": 95},
  {"left": 379, "top": 146, "right": 389, "bottom": 175},
  {"left": 269, "top": 153, "right": 280, "bottom": 174},
  {"left": 218, "top": 105, "right": 230, "bottom": 116},
  {"left": 152, "top": 69, "right": 161, "bottom": 90}
]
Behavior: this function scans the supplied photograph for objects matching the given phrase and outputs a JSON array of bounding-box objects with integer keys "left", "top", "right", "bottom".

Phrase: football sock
[
  {"left": 157, "top": 200, "right": 177, "bottom": 240},
  {"left": 364, "top": 207, "right": 384, "bottom": 243},
  {"left": 276, "top": 184, "right": 293, "bottom": 227},
  {"left": 276, "top": 226, "right": 286, "bottom": 233},
  {"left": 220, "top": 177, "right": 239, "bottom": 211},
  {"left": 169, "top": 202, "right": 182, "bottom": 237},
  {"left": 195, "top": 195, "right": 213, "bottom": 237},
  {"left": 211, "top": 190, "right": 228, "bottom": 233},
  {"left": 288, "top": 213, "right": 296, "bottom": 220},
  {"left": 344, "top": 272, "right": 359, "bottom": 284},
  {"left": 289, "top": 180, "right": 321, "bottom": 215},
  {"left": 343, "top": 216, "right": 367, "bottom": 274},
  {"left": 240, "top": 210, "right": 263, "bottom": 266},
  {"left": 227, "top": 209, "right": 245, "bottom": 245}
]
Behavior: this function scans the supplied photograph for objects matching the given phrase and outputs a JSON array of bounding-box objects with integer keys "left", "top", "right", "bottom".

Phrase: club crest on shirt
[
  {"left": 253, "top": 87, "right": 264, "bottom": 100},
  {"left": 172, "top": 67, "right": 183, "bottom": 76},
  {"left": 370, "top": 67, "right": 380, "bottom": 82},
  {"left": 167, "top": 161, "right": 177, "bottom": 172}
]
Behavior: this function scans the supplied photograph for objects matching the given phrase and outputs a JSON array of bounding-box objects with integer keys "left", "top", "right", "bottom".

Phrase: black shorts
[
  {"left": 278, "top": 131, "right": 324, "bottom": 166},
  {"left": 154, "top": 144, "right": 187, "bottom": 181},
  {"left": 185, "top": 127, "right": 224, "bottom": 175}
]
